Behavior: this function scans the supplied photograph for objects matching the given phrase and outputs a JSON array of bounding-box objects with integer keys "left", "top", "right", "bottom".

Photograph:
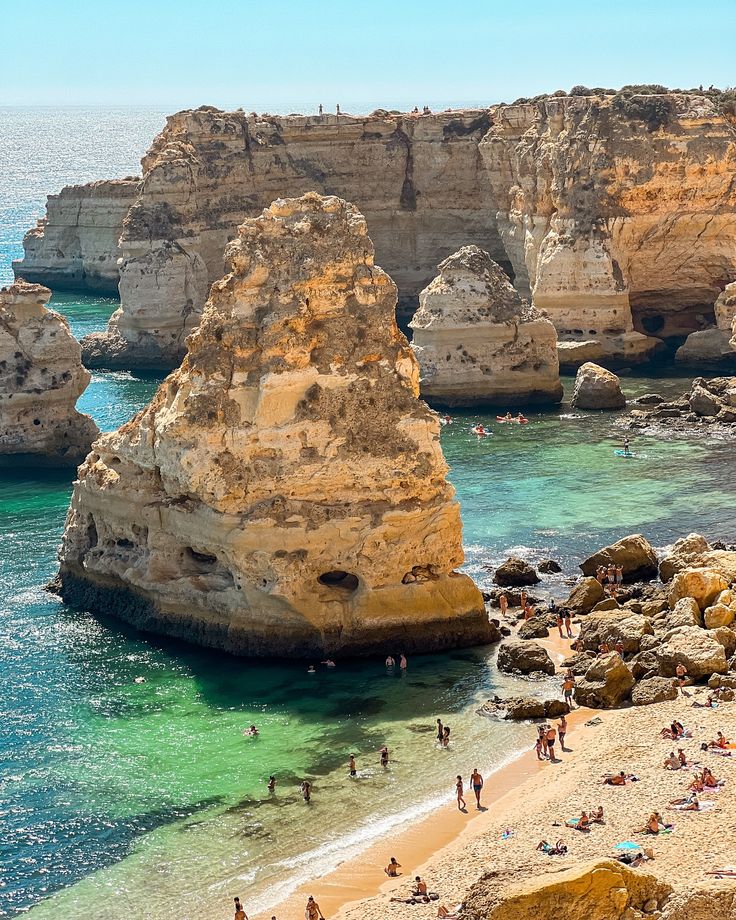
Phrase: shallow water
[{"left": 2, "top": 108, "right": 736, "bottom": 920}]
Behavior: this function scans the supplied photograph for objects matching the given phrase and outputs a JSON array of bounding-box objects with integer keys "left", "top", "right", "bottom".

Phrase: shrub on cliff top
[{"left": 612, "top": 93, "right": 674, "bottom": 131}]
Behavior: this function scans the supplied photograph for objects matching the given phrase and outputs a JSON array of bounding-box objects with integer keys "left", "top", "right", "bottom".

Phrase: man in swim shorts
[
  {"left": 469, "top": 768, "right": 484, "bottom": 809},
  {"left": 348, "top": 754, "right": 357, "bottom": 776}
]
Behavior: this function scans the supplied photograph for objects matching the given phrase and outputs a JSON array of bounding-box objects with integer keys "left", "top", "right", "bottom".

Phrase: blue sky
[{"left": 2, "top": 0, "right": 733, "bottom": 109}]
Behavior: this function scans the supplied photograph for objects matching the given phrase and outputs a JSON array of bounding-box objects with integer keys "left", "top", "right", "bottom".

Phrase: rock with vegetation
[{"left": 56, "top": 194, "right": 492, "bottom": 658}]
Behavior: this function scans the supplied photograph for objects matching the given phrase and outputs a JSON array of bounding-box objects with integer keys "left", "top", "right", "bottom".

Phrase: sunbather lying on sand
[
  {"left": 670, "top": 793, "right": 700, "bottom": 810},
  {"left": 701, "top": 742, "right": 732, "bottom": 757},
  {"left": 536, "top": 839, "right": 567, "bottom": 855},
  {"left": 603, "top": 771, "right": 638, "bottom": 785}
]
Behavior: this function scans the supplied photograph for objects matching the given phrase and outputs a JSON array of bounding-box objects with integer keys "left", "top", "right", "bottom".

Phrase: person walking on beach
[
  {"left": 558, "top": 714, "right": 567, "bottom": 750},
  {"left": 564, "top": 611, "right": 573, "bottom": 639},
  {"left": 436, "top": 718, "right": 444, "bottom": 743},
  {"left": 234, "top": 897, "right": 248, "bottom": 920},
  {"left": 676, "top": 663, "right": 688, "bottom": 689},
  {"left": 301, "top": 780, "right": 312, "bottom": 803},
  {"left": 499, "top": 593, "right": 508, "bottom": 616},
  {"left": 563, "top": 675, "right": 575, "bottom": 707},
  {"left": 455, "top": 774, "right": 466, "bottom": 810},
  {"left": 305, "top": 896, "right": 324, "bottom": 920},
  {"left": 535, "top": 733, "right": 545, "bottom": 760},
  {"left": 348, "top": 754, "right": 357, "bottom": 776},
  {"left": 546, "top": 724, "right": 557, "bottom": 761},
  {"left": 537, "top": 724, "right": 548, "bottom": 758},
  {"left": 555, "top": 610, "right": 564, "bottom": 638},
  {"left": 469, "top": 768, "right": 484, "bottom": 809}
]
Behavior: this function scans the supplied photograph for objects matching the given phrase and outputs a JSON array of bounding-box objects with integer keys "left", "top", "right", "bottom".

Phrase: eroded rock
[
  {"left": 497, "top": 639, "right": 555, "bottom": 676},
  {"left": 409, "top": 246, "right": 562, "bottom": 407},
  {"left": 56, "top": 194, "right": 492, "bottom": 657},
  {"left": 0, "top": 281, "right": 99, "bottom": 466},
  {"left": 574, "top": 652, "right": 635, "bottom": 707},
  {"left": 571, "top": 362, "right": 626, "bottom": 409},
  {"left": 581, "top": 534, "right": 658, "bottom": 582}
]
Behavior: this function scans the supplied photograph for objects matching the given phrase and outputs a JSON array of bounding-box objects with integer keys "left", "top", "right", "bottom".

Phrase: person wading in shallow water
[
  {"left": 301, "top": 780, "right": 312, "bottom": 802},
  {"left": 234, "top": 896, "right": 248, "bottom": 920}
]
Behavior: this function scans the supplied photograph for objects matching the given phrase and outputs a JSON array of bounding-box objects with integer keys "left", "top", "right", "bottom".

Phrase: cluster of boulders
[
  {"left": 628, "top": 376, "right": 736, "bottom": 434},
  {"left": 486, "top": 532, "right": 736, "bottom": 715}
]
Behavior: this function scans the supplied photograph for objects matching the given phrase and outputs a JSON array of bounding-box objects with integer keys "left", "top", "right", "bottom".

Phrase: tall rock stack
[
  {"left": 410, "top": 246, "right": 562, "bottom": 407},
  {"left": 57, "top": 194, "right": 491, "bottom": 658},
  {"left": 0, "top": 281, "right": 99, "bottom": 466}
]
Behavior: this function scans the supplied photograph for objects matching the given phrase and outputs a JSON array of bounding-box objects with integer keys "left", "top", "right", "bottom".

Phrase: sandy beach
[{"left": 256, "top": 678, "right": 736, "bottom": 920}]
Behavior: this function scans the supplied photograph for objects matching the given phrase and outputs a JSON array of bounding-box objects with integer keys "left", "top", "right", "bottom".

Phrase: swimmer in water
[
  {"left": 348, "top": 753, "right": 357, "bottom": 776},
  {"left": 243, "top": 724, "right": 259, "bottom": 737},
  {"left": 301, "top": 780, "right": 312, "bottom": 802},
  {"left": 267, "top": 775, "right": 276, "bottom": 792},
  {"left": 321, "top": 659, "right": 336, "bottom": 668},
  {"left": 380, "top": 746, "right": 390, "bottom": 767},
  {"left": 385, "top": 655, "right": 395, "bottom": 668}
]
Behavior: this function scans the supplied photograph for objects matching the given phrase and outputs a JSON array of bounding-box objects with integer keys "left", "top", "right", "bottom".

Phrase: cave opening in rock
[
  {"left": 182, "top": 547, "right": 218, "bottom": 571},
  {"left": 318, "top": 570, "right": 359, "bottom": 591},
  {"left": 640, "top": 314, "right": 665, "bottom": 334}
]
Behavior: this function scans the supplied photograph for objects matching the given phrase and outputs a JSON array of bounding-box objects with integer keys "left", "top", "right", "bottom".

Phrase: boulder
[
  {"left": 464, "top": 859, "right": 671, "bottom": 920},
  {"left": 479, "top": 696, "right": 569, "bottom": 720},
  {"left": 517, "top": 617, "right": 550, "bottom": 639},
  {"left": 564, "top": 577, "right": 605, "bottom": 615},
  {"left": 709, "top": 627, "right": 736, "bottom": 657},
  {"left": 704, "top": 603, "right": 735, "bottom": 629},
  {"left": 591, "top": 598, "right": 621, "bottom": 612},
  {"left": 689, "top": 383, "right": 722, "bottom": 417},
  {"left": 630, "top": 649, "right": 660, "bottom": 680},
  {"left": 493, "top": 556, "right": 540, "bottom": 587},
  {"left": 634, "top": 393, "right": 664, "bottom": 405},
  {"left": 659, "top": 533, "right": 711, "bottom": 580},
  {"left": 656, "top": 626, "right": 728, "bottom": 678},
  {"left": 560, "top": 650, "right": 597, "bottom": 675},
  {"left": 497, "top": 639, "right": 555, "bottom": 676},
  {"left": 708, "top": 674, "right": 736, "bottom": 690},
  {"left": 578, "top": 611, "right": 653, "bottom": 654},
  {"left": 538, "top": 558, "right": 562, "bottom": 574},
  {"left": 664, "top": 596, "right": 702, "bottom": 629},
  {"left": 668, "top": 568, "right": 729, "bottom": 611},
  {"left": 580, "top": 534, "right": 659, "bottom": 582},
  {"left": 574, "top": 652, "right": 635, "bottom": 708},
  {"left": 571, "top": 362, "right": 626, "bottom": 410},
  {"left": 640, "top": 599, "right": 669, "bottom": 617},
  {"left": 631, "top": 676, "right": 679, "bottom": 706}
]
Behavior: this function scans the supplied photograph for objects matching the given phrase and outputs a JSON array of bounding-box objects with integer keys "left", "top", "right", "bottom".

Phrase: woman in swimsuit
[
  {"left": 384, "top": 857, "right": 402, "bottom": 877},
  {"left": 305, "top": 896, "right": 324, "bottom": 920},
  {"left": 455, "top": 775, "right": 466, "bottom": 810}
]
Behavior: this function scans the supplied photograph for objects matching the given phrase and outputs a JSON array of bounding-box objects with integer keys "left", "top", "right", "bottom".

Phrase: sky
[{"left": 1, "top": 0, "right": 734, "bottom": 110}]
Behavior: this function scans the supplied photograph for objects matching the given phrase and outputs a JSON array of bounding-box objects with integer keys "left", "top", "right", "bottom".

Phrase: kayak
[
  {"left": 496, "top": 416, "right": 529, "bottom": 424},
  {"left": 471, "top": 426, "right": 490, "bottom": 437}
]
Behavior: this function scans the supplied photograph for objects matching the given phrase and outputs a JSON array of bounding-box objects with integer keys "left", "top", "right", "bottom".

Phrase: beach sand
[{"left": 255, "top": 679, "right": 736, "bottom": 920}]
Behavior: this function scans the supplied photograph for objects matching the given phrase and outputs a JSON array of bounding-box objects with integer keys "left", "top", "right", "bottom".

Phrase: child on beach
[{"left": 535, "top": 734, "right": 545, "bottom": 760}]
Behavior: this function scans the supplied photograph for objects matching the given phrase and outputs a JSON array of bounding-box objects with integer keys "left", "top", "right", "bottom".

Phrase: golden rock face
[{"left": 58, "top": 194, "right": 491, "bottom": 657}]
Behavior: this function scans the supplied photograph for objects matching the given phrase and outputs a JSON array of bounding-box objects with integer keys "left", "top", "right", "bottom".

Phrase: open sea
[{"left": 1, "top": 108, "right": 734, "bottom": 920}]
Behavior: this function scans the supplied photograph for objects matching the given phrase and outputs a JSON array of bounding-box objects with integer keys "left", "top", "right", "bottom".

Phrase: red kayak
[{"left": 496, "top": 416, "right": 529, "bottom": 424}]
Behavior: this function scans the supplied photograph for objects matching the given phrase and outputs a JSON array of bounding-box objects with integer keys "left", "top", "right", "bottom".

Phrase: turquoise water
[{"left": 2, "top": 107, "right": 736, "bottom": 920}]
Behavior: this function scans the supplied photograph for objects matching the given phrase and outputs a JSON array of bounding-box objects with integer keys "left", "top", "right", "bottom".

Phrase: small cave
[
  {"left": 640, "top": 314, "right": 665, "bottom": 335},
  {"left": 182, "top": 547, "right": 218, "bottom": 572},
  {"left": 318, "top": 570, "right": 359, "bottom": 592}
]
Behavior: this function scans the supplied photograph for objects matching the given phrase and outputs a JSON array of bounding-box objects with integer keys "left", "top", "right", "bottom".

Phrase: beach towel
[{"left": 671, "top": 801, "right": 716, "bottom": 811}]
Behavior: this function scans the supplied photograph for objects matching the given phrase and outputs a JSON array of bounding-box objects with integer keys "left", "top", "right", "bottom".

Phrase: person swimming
[{"left": 243, "top": 724, "right": 259, "bottom": 737}]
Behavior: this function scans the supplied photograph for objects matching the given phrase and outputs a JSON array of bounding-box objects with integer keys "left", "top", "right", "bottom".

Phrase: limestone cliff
[
  {"left": 56, "top": 194, "right": 491, "bottom": 658},
  {"left": 79, "top": 106, "right": 502, "bottom": 369},
  {"left": 13, "top": 179, "right": 139, "bottom": 294},
  {"left": 0, "top": 281, "right": 99, "bottom": 465},
  {"left": 481, "top": 93, "right": 736, "bottom": 365},
  {"left": 20, "top": 95, "right": 736, "bottom": 373},
  {"left": 410, "top": 246, "right": 562, "bottom": 406}
]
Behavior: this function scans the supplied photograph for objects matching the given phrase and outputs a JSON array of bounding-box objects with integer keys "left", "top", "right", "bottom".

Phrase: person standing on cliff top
[
  {"left": 336, "top": 103, "right": 340, "bottom": 114},
  {"left": 469, "top": 768, "right": 483, "bottom": 808},
  {"left": 318, "top": 103, "right": 323, "bottom": 115}
]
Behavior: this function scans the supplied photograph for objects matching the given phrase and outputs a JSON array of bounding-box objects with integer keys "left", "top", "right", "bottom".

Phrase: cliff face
[
  {"left": 410, "top": 246, "right": 562, "bottom": 406},
  {"left": 13, "top": 179, "right": 140, "bottom": 294},
  {"left": 80, "top": 107, "right": 502, "bottom": 368},
  {"left": 57, "top": 194, "right": 491, "bottom": 658},
  {"left": 0, "top": 281, "right": 99, "bottom": 465},
  {"left": 19, "top": 95, "right": 736, "bottom": 373},
  {"left": 482, "top": 94, "right": 736, "bottom": 364}
]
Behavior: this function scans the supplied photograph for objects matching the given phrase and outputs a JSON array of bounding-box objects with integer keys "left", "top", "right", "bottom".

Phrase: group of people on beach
[
  {"left": 594, "top": 563, "right": 624, "bottom": 597},
  {"left": 534, "top": 716, "right": 568, "bottom": 761}
]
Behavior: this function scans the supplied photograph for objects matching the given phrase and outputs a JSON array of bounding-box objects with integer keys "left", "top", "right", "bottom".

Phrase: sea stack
[
  {"left": 410, "top": 246, "right": 562, "bottom": 406},
  {"left": 0, "top": 281, "right": 99, "bottom": 466},
  {"left": 57, "top": 194, "right": 491, "bottom": 658}
]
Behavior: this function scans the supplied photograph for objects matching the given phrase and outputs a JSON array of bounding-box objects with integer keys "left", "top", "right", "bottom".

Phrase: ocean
[{"left": 1, "top": 107, "right": 734, "bottom": 920}]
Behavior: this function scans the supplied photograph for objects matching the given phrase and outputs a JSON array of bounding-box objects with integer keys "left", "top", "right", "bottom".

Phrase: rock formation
[
  {"left": 56, "top": 194, "right": 491, "bottom": 658},
  {"left": 571, "top": 362, "right": 626, "bottom": 410},
  {"left": 409, "top": 246, "right": 562, "bottom": 406},
  {"left": 481, "top": 93, "right": 736, "bottom": 366},
  {"left": 629, "top": 376, "right": 736, "bottom": 434},
  {"left": 676, "top": 281, "right": 736, "bottom": 365},
  {"left": 13, "top": 179, "right": 139, "bottom": 293},
  {"left": 580, "top": 534, "right": 658, "bottom": 580},
  {"left": 17, "top": 94, "right": 736, "bottom": 372},
  {"left": 0, "top": 281, "right": 99, "bottom": 465}
]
